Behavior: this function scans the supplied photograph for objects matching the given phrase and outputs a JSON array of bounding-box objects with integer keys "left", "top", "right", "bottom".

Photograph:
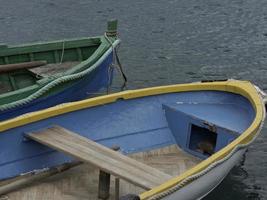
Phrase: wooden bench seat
[{"left": 27, "top": 126, "right": 172, "bottom": 190}]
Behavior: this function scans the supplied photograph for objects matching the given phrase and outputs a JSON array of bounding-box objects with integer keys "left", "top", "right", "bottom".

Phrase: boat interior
[
  {"left": 0, "top": 37, "right": 104, "bottom": 95},
  {"left": 4, "top": 145, "right": 201, "bottom": 200},
  {"left": 0, "top": 90, "right": 256, "bottom": 199}
]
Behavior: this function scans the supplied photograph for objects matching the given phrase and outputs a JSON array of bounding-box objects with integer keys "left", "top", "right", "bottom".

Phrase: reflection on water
[{"left": 0, "top": 0, "right": 267, "bottom": 199}]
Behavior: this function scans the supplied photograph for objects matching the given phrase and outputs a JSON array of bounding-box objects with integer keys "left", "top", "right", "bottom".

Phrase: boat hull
[
  {"left": 0, "top": 52, "right": 113, "bottom": 121},
  {"left": 162, "top": 148, "right": 246, "bottom": 200},
  {"left": 0, "top": 81, "right": 264, "bottom": 199}
]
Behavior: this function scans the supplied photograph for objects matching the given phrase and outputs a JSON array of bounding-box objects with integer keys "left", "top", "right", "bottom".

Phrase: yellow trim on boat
[{"left": 0, "top": 80, "right": 264, "bottom": 199}]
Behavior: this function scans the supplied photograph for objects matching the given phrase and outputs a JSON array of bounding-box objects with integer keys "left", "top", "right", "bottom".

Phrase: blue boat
[
  {"left": 0, "top": 20, "right": 122, "bottom": 121},
  {"left": 0, "top": 80, "right": 265, "bottom": 200}
]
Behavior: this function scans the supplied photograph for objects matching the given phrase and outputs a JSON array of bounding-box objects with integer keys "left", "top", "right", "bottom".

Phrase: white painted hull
[{"left": 162, "top": 148, "right": 246, "bottom": 200}]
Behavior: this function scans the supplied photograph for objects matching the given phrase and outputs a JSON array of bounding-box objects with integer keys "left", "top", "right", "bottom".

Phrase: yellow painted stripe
[{"left": 0, "top": 80, "right": 264, "bottom": 199}]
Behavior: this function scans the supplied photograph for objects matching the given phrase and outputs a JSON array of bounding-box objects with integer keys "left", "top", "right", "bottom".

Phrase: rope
[
  {"left": 0, "top": 39, "right": 121, "bottom": 112},
  {"left": 147, "top": 83, "right": 266, "bottom": 200},
  {"left": 60, "top": 41, "right": 65, "bottom": 64},
  {"left": 254, "top": 85, "right": 267, "bottom": 104},
  {"left": 106, "top": 61, "right": 114, "bottom": 94},
  {"left": 104, "top": 33, "right": 127, "bottom": 90}
]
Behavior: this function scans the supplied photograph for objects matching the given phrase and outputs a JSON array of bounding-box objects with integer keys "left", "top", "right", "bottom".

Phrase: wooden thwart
[
  {"left": 27, "top": 126, "right": 172, "bottom": 190},
  {"left": 0, "top": 61, "right": 47, "bottom": 73}
]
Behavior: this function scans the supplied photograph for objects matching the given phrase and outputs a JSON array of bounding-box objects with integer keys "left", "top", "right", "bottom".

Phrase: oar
[
  {"left": 0, "top": 162, "right": 81, "bottom": 196},
  {"left": 0, "top": 61, "right": 47, "bottom": 74}
]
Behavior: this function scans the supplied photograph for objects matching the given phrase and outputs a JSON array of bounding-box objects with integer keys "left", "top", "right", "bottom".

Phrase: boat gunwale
[
  {"left": 0, "top": 80, "right": 264, "bottom": 199},
  {"left": 0, "top": 36, "right": 101, "bottom": 57}
]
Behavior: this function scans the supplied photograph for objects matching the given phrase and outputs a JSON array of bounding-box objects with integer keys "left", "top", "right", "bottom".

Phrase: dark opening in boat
[{"left": 189, "top": 124, "right": 217, "bottom": 156}]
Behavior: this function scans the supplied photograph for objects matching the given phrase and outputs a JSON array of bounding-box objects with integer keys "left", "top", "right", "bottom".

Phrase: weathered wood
[
  {"left": 98, "top": 171, "right": 110, "bottom": 199},
  {"left": 98, "top": 145, "right": 120, "bottom": 199},
  {"left": 29, "top": 61, "right": 79, "bottom": 76},
  {"left": 0, "top": 61, "right": 47, "bottom": 73},
  {"left": 106, "top": 20, "right": 118, "bottom": 37},
  {"left": 0, "top": 162, "right": 81, "bottom": 195},
  {"left": 115, "top": 178, "right": 120, "bottom": 200},
  {"left": 5, "top": 145, "right": 201, "bottom": 199},
  {"left": 27, "top": 126, "right": 172, "bottom": 190}
]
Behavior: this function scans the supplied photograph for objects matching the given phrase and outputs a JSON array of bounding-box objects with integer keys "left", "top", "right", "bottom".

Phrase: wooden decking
[
  {"left": 2, "top": 146, "right": 201, "bottom": 200},
  {"left": 0, "top": 61, "right": 80, "bottom": 95},
  {"left": 1, "top": 128, "right": 201, "bottom": 200}
]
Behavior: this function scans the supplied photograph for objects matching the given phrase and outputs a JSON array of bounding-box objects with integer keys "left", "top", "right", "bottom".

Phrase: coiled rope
[
  {"left": 0, "top": 39, "right": 121, "bottom": 112},
  {"left": 148, "top": 83, "right": 266, "bottom": 200}
]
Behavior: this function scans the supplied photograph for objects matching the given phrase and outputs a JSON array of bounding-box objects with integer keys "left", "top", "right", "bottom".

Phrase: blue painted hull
[
  {"left": 0, "top": 89, "right": 256, "bottom": 180},
  {"left": 0, "top": 53, "right": 113, "bottom": 121}
]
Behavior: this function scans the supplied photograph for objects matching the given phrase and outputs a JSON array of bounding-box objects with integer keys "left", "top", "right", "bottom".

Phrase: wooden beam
[
  {"left": 27, "top": 126, "right": 172, "bottom": 190},
  {"left": 0, "top": 162, "right": 81, "bottom": 195},
  {"left": 0, "top": 61, "right": 47, "bottom": 73}
]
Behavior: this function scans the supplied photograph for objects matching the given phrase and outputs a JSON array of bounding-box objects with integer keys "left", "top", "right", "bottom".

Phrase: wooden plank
[
  {"left": 5, "top": 145, "right": 201, "bottom": 199},
  {"left": 0, "top": 61, "right": 47, "bottom": 73},
  {"left": 0, "top": 162, "right": 82, "bottom": 195},
  {"left": 27, "top": 126, "right": 172, "bottom": 190}
]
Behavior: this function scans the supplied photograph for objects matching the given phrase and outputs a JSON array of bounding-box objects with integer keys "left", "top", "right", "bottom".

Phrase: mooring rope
[
  {"left": 104, "top": 32, "right": 127, "bottom": 91},
  {"left": 254, "top": 85, "right": 267, "bottom": 105},
  {"left": 60, "top": 40, "right": 65, "bottom": 64},
  {"left": 147, "top": 82, "right": 266, "bottom": 200},
  {"left": 106, "top": 61, "right": 114, "bottom": 94}
]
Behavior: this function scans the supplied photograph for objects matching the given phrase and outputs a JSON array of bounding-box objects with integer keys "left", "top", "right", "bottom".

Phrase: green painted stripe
[{"left": 0, "top": 37, "right": 100, "bottom": 57}]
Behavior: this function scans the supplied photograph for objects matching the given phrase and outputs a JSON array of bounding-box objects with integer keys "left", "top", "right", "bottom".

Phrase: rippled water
[{"left": 1, "top": 0, "right": 267, "bottom": 199}]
